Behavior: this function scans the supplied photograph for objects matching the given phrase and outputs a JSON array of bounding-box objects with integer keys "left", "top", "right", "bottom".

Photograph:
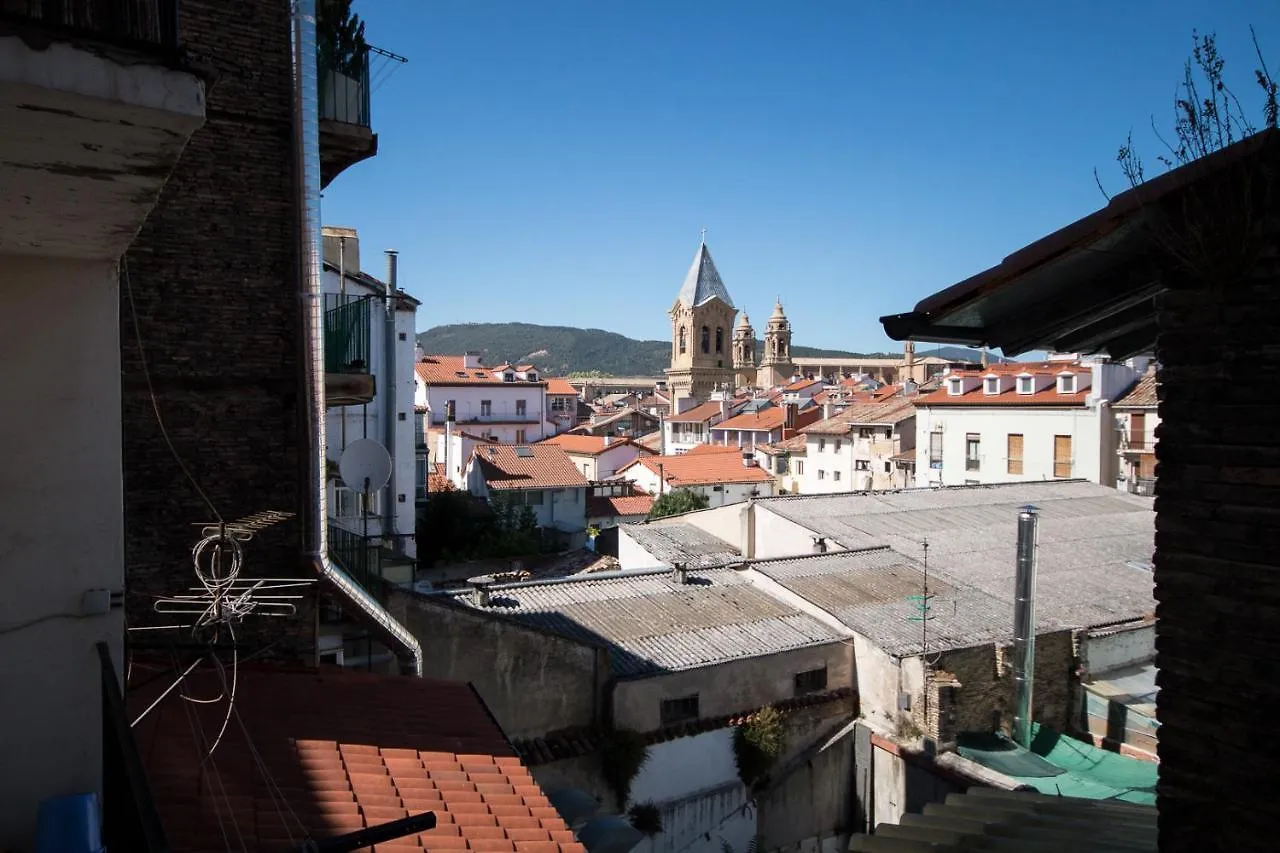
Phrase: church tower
[
  {"left": 756, "top": 299, "right": 796, "bottom": 389},
  {"left": 665, "top": 239, "right": 738, "bottom": 402},
  {"left": 732, "top": 310, "right": 757, "bottom": 389}
]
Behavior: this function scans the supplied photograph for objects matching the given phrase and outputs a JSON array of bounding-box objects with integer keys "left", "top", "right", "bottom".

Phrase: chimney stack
[
  {"left": 812, "top": 536, "right": 828, "bottom": 554},
  {"left": 1012, "top": 505, "right": 1040, "bottom": 747},
  {"left": 472, "top": 579, "right": 492, "bottom": 608},
  {"left": 672, "top": 562, "right": 688, "bottom": 585}
]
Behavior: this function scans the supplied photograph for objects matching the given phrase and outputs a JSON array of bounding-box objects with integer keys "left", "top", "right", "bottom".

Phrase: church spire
[{"left": 675, "top": 240, "right": 734, "bottom": 309}]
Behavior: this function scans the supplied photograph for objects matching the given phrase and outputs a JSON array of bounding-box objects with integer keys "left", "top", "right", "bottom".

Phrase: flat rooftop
[{"left": 622, "top": 522, "right": 742, "bottom": 568}]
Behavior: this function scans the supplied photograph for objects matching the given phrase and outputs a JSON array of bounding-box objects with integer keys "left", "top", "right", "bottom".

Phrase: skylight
[{"left": 515, "top": 447, "right": 535, "bottom": 457}]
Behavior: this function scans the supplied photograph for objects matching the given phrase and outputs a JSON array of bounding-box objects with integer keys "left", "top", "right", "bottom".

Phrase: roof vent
[
  {"left": 812, "top": 536, "right": 828, "bottom": 554},
  {"left": 672, "top": 561, "right": 688, "bottom": 585}
]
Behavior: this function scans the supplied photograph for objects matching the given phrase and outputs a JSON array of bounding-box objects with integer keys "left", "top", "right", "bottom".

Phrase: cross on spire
[{"left": 700, "top": 228, "right": 707, "bottom": 245}]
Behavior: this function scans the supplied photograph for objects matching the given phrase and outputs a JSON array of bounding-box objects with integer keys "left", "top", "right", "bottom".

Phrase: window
[
  {"left": 503, "top": 372, "right": 515, "bottom": 382},
  {"left": 948, "top": 377, "right": 963, "bottom": 395},
  {"left": 854, "top": 460, "right": 868, "bottom": 471},
  {"left": 1057, "top": 374, "right": 1077, "bottom": 394},
  {"left": 715, "top": 327, "right": 724, "bottom": 353},
  {"left": 1129, "top": 413, "right": 1146, "bottom": 449},
  {"left": 965, "top": 434, "right": 981, "bottom": 471},
  {"left": 818, "top": 438, "right": 826, "bottom": 451},
  {"left": 660, "top": 695, "right": 700, "bottom": 725},
  {"left": 1017, "top": 376, "right": 1033, "bottom": 394},
  {"left": 834, "top": 440, "right": 842, "bottom": 453},
  {"left": 858, "top": 427, "right": 872, "bottom": 438},
  {"left": 884, "top": 461, "right": 892, "bottom": 474},
  {"left": 794, "top": 666, "right": 828, "bottom": 695},
  {"left": 1054, "top": 435, "right": 1073, "bottom": 478},
  {"left": 551, "top": 397, "right": 565, "bottom": 411},
  {"left": 833, "top": 470, "right": 842, "bottom": 481},
  {"left": 796, "top": 460, "right": 804, "bottom": 475},
  {"left": 524, "top": 490, "right": 545, "bottom": 505},
  {"left": 701, "top": 325, "right": 710, "bottom": 353},
  {"left": 480, "top": 400, "right": 492, "bottom": 417},
  {"left": 818, "top": 469, "right": 826, "bottom": 480},
  {"left": 984, "top": 376, "right": 999, "bottom": 395},
  {"left": 885, "top": 428, "right": 892, "bottom": 438},
  {"left": 398, "top": 332, "right": 407, "bottom": 341},
  {"left": 516, "top": 399, "right": 527, "bottom": 417},
  {"left": 515, "top": 429, "right": 527, "bottom": 443},
  {"left": 334, "top": 486, "right": 378, "bottom": 518},
  {"left": 1007, "top": 433, "right": 1024, "bottom": 475},
  {"left": 527, "top": 373, "right": 538, "bottom": 381},
  {"left": 678, "top": 327, "right": 687, "bottom": 354},
  {"left": 928, "top": 431, "right": 943, "bottom": 468},
  {"left": 397, "top": 412, "right": 406, "bottom": 421}
]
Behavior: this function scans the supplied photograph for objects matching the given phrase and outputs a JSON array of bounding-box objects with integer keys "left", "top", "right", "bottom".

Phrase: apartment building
[
  {"left": 321, "top": 227, "right": 419, "bottom": 559},
  {"left": 615, "top": 445, "right": 775, "bottom": 505},
  {"left": 710, "top": 402, "right": 823, "bottom": 450},
  {"left": 464, "top": 443, "right": 590, "bottom": 548},
  {"left": 663, "top": 398, "right": 745, "bottom": 453},
  {"left": 912, "top": 360, "right": 1145, "bottom": 487},
  {"left": 545, "top": 377, "right": 582, "bottom": 434},
  {"left": 414, "top": 352, "right": 549, "bottom": 444},
  {"left": 539, "top": 433, "right": 654, "bottom": 480},
  {"left": 1112, "top": 365, "right": 1159, "bottom": 495},
  {"left": 801, "top": 395, "right": 917, "bottom": 493}
]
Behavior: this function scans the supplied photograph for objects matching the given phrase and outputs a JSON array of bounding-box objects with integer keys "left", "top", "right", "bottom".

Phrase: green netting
[{"left": 956, "top": 724, "right": 1158, "bottom": 805}]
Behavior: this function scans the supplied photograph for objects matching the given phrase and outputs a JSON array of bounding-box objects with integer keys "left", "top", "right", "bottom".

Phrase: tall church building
[
  {"left": 666, "top": 241, "right": 739, "bottom": 401},
  {"left": 757, "top": 299, "right": 796, "bottom": 388}
]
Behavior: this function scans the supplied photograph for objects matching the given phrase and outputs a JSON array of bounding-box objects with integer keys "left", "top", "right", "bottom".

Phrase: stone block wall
[
  {"left": 1153, "top": 202, "right": 1280, "bottom": 852},
  {"left": 121, "top": 0, "right": 316, "bottom": 658}
]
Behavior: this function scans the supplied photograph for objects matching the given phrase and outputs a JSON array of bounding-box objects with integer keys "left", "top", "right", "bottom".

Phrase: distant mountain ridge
[{"left": 416, "top": 322, "right": 995, "bottom": 377}]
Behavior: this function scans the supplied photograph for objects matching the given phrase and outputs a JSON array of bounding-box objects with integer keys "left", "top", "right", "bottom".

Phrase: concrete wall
[
  {"left": 384, "top": 589, "right": 608, "bottom": 739},
  {"left": 1082, "top": 622, "right": 1155, "bottom": 675},
  {"left": 851, "top": 635, "right": 902, "bottom": 732},
  {"left": 622, "top": 463, "right": 772, "bottom": 508},
  {"left": 757, "top": 711, "right": 858, "bottom": 851},
  {"left": 0, "top": 257, "right": 124, "bottom": 849},
  {"left": 613, "top": 641, "right": 852, "bottom": 732},
  {"left": 913, "top": 404, "right": 1112, "bottom": 487},
  {"left": 753, "top": 504, "right": 844, "bottom": 560}
]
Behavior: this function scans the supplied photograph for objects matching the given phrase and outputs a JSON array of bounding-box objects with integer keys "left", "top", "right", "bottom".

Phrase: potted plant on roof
[{"left": 317, "top": 0, "right": 369, "bottom": 122}]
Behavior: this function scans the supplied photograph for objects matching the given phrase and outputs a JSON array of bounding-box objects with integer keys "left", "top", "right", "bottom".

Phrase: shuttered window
[
  {"left": 1007, "top": 434, "right": 1024, "bottom": 475},
  {"left": 1130, "top": 413, "right": 1146, "bottom": 449},
  {"left": 1053, "top": 435, "right": 1073, "bottom": 478}
]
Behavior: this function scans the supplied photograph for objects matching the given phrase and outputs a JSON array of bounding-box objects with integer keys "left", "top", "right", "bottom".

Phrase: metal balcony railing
[
  {"left": 97, "top": 643, "right": 169, "bottom": 852},
  {"left": 1, "top": 0, "right": 178, "bottom": 53},
  {"left": 318, "top": 49, "right": 371, "bottom": 127},
  {"left": 329, "top": 519, "right": 386, "bottom": 601},
  {"left": 1128, "top": 477, "right": 1156, "bottom": 496},
  {"left": 324, "top": 294, "right": 373, "bottom": 375}
]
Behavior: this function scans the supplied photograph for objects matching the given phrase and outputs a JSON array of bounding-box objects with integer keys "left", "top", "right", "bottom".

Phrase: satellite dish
[{"left": 339, "top": 439, "right": 392, "bottom": 492}]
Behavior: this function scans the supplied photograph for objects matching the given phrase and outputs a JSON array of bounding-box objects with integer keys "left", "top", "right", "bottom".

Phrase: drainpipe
[
  {"left": 1012, "top": 505, "right": 1039, "bottom": 746},
  {"left": 292, "top": 0, "right": 422, "bottom": 676},
  {"left": 384, "top": 250, "right": 399, "bottom": 548}
]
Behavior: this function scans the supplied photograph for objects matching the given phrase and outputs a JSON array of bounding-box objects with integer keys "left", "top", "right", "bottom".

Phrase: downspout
[
  {"left": 292, "top": 0, "right": 422, "bottom": 676},
  {"left": 1011, "top": 505, "right": 1039, "bottom": 746},
  {"left": 384, "top": 250, "right": 399, "bottom": 546}
]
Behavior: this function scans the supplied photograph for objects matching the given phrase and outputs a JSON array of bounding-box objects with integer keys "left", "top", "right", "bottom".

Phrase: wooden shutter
[
  {"left": 1053, "top": 435, "right": 1072, "bottom": 478},
  {"left": 1007, "top": 434, "right": 1024, "bottom": 475},
  {"left": 1129, "top": 413, "right": 1146, "bottom": 450}
]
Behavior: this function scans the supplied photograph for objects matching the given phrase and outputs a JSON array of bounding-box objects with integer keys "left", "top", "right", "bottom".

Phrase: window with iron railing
[
  {"left": 318, "top": 46, "right": 371, "bottom": 127},
  {"left": 1, "top": 0, "right": 179, "bottom": 54},
  {"left": 323, "top": 294, "right": 373, "bottom": 374}
]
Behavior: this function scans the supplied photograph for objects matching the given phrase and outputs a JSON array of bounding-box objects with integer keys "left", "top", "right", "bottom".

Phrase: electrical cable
[{"left": 0, "top": 611, "right": 83, "bottom": 636}]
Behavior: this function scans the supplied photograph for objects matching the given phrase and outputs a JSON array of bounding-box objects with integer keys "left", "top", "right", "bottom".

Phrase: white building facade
[
  {"left": 321, "top": 229, "right": 420, "bottom": 559},
  {"left": 414, "top": 354, "right": 550, "bottom": 445},
  {"left": 799, "top": 397, "right": 916, "bottom": 494},
  {"left": 912, "top": 360, "right": 1143, "bottom": 488}
]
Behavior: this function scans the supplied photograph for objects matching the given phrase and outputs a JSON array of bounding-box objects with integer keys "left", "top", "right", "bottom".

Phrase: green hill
[{"left": 415, "top": 322, "right": 904, "bottom": 376}]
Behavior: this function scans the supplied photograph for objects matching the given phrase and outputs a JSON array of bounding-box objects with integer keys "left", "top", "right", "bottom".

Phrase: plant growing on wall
[
  {"left": 732, "top": 705, "right": 785, "bottom": 793},
  {"left": 648, "top": 488, "right": 710, "bottom": 519},
  {"left": 627, "top": 802, "right": 663, "bottom": 836},
  {"left": 599, "top": 728, "right": 649, "bottom": 809},
  {"left": 317, "top": 0, "right": 369, "bottom": 76}
]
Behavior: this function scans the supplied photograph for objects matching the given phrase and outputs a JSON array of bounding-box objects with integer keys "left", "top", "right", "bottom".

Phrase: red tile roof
[
  {"left": 586, "top": 493, "right": 654, "bottom": 518},
  {"left": 756, "top": 434, "right": 808, "bottom": 455},
  {"left": 1113, "top": 366, "right": 1158, "bottom": 408},
  {"left": 714, "top": 407, "right": 789, "bottom": 433},
  {"left": 916, "top": 372, "right": 1090, "bottom": 407},
  {"left": 803, "top": 396, "right": 917, "bottom": 435},
  {"left": 684, "top": 443, "right": 741, "bottom": 455},
  {"left": 538, "top": 433, "right": 645, "bottom": 457},
  {"left": 428, "top": 462, "right": 453, "bottom": 493},
  {"left": 666, "top": 400, "right": 738, "bottom": 424},
  {"left": 617, "top": 450, "right": 772, "bottom": 487},
  {"left": 544, "top": 378, "right": 578, "bottom": 396},
  {"left": 472, "top": 444, "right": 589, "bottom": 491},
  {"left": 128, "top": 663, "right": 582, "bottom": 853},
  {"left": 416, "top": 356, "right": 548, "bottom": 387}
]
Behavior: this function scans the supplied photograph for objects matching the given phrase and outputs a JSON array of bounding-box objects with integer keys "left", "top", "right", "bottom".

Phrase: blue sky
[{"left": 323, "top": 1, "right": 1278, "bottom": 352}]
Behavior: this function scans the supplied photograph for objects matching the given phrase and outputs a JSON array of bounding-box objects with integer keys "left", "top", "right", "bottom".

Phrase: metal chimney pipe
[
  {"left": 1012, "top": 505, "right": 1039, "bottom": 746},
  {"left": 292, "top": 0, "right": 422, "bottom": 676},
  {"left": 383, "top": 250, "right": 399, "bottom": 549}
]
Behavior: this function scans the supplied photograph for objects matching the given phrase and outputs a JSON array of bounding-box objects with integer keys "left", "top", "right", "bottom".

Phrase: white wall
[
  {"left": 753, "top": 504, "right": 842, "bottom": 560},
  {"left": 1082, "top": 623, "right": 1156, "bottom": 675},
  {"left": 569, "top": 442, "right": 648, "bottom": 481},
  {"left": 854, "top": 636, "right": 904, "bottom": 731},
  {"left": 618, "top": 527, "right": 663, "bottom": 570},
  {"left": 913, "top": 404, "right": 1113, "bottom": 487},
  {"left": 0, "top": 257, "right": 124, "bottom": 849},
  {"left": 801, "top": 422, "right": 913, "bottom": 495}
]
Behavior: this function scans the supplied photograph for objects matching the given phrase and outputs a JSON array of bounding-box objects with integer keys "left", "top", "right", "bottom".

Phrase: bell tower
[
  {"left": 732, "top": 310, "right": 756, "bottom": 389},
  {"left": 665, "top": 236, "right": 738, "bottom": 402},
  {"left": 757, "top": 299, "right": 796, "bottom": 389}
]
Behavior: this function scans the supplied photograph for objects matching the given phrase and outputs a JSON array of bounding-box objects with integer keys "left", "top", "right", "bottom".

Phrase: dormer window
[
  {"left": 527, "top": 373, "right": 537, "bottom": 382},
  {"left": 503, "top": 372, "right": 515, "bottom": 382},
  {"left": 984, "top": 376, "right": 1000, "bottom": 395},
  {"left": 1057, "top": 373, "right": 1077, "bottom": 394},
  {"left": 947, "top": 377, "right": 964, "bottom": 396},
  {"left": 1016, "top": 375, "right": 1034, "bottom": 395}
]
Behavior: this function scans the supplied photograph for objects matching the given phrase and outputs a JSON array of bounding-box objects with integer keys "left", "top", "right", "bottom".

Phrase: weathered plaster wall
[{"left": 385, "top": 589, "right": 609, "bottom": 739}]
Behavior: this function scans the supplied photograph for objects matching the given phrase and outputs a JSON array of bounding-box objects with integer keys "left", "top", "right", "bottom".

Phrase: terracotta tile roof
[
  {"left": 585, "top": 407, "right": 659, "bottom": 431},
  {"left": 757, "top": 434, "right": 808, "bottom": 455},
  {"left": 618, "top": 450, "right": 773, "bottom": 487},
  {"left": 1113, "top": 366, "right": 1158, "bottom": 408},
  {"left": 917, "top": 366, "right": 1092, "bottom": 407},
  {"left": 545, "top": 378, "right": 578, "bottom": 396},
  {"left": 539, "top": 433, "right": 633, "bottom": 456},
  {"left": 416, "top": 355, "right": 548, "bottom": 387},
  {"left": 473, "top": 445, "right": 589, "bottom": 491},
  {"left": 586, "top": 493, "right": 654, "bottom": 518},
  {"left": 634, "top": 431, "right": 663, "bottom": 452},
  {"left": 128, "top": 664, "right": 582, "bottom": 853},
  {"left": 783, "top": 377, "right": 824, "bottom": 392},
  {"left": 714, "top": 407, "right": 789, "bottom": 432},
  {"left": 684, "top": 443, "right": 741, "bottom": 455},
  {"left": 512, "top": 688, "right": 855, "bottom": 766},
  {"left": 666, "top": 401, "right": 739, "bottom": 423},
  {"left": 428, "top": 462, "right": 453, "bottom": 493},
  {"left": 804, "top": 396, "right": 917, "bottom": 435}
]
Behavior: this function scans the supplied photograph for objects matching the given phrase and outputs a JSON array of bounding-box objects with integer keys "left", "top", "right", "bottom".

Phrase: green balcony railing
[
  {"left": 318, "top": 49, "right": 371, "bottom": 128},
  {"left": 329, "top": 519, "right": 386, "bottom": 602},
  {"left": 324, "top": 293, "right": 373, "bottom": 375}
]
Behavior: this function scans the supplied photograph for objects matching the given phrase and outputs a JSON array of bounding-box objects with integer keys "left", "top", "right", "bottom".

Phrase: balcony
[
  {"left": 0, "top": 0, "right": 205, "bottom": 259},
  {"left": 325, "top": 293, "right": 376, "bottom": 407},
  {"left": 318, "top": 49, "right": 377, "bottom": 188}
]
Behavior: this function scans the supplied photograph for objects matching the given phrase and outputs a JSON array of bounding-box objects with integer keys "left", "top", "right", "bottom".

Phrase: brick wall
[
  {"left": 1153, "top": 208, "right": 1280, "bottom": 851},
  {"left": 121, "top": 0, "right": 316, "bottom": 658}
]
